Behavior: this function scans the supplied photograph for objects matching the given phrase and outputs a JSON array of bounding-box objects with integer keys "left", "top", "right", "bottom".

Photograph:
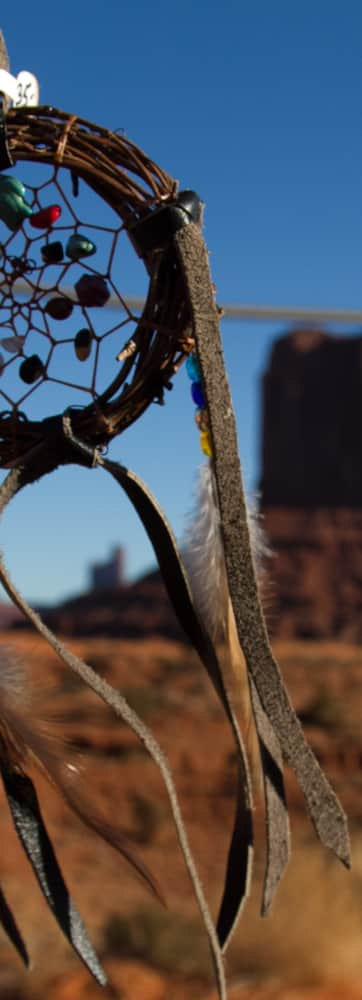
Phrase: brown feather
[{"left": 0, "top": 646, "right": 165, "bottom": 904}]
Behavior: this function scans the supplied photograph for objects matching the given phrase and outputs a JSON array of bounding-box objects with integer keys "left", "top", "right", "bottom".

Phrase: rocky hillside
[
  {"left": 0, "top": 631, "right": 360, "bottom": 1000},
  {"left": 33, "top": 569, "right": 184, "bottom": 640},
  {"left": 263, "top": 507, "right": 362, "bottom": 641}
]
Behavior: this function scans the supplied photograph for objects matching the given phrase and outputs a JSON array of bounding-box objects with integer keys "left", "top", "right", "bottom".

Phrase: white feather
[
  {"left": 183, "top": 462, "right": 269, "bottom": 642},
  {"left": 183, "top": 462, "right": 227, "bottom": 640},
  {"left": 182, "top": 462, "right": 267, "bottom": 784}
]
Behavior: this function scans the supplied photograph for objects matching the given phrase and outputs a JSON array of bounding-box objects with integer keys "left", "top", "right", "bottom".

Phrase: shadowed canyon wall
[{"left": 260, "top": 330, "right": 362, "bottom": 639}]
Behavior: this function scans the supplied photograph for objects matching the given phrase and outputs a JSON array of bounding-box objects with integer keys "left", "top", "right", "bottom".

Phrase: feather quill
[
  {"left": 182, "top": 459, "right": 291, "bottom": 933},
  {"left": 183, "top": 461, "right": 266, "bottom": 775}
]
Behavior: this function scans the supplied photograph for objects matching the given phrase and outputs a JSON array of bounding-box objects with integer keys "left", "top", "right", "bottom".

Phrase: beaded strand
[{"left": 186, "top": 353, "right": 213, "bottom": 457}]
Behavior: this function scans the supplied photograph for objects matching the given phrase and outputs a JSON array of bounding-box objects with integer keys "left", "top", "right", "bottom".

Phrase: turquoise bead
[
  {"left": 0, "top": 175, "right": 32, "bottom": 231},
  {"left": 186, "top": 353, "right": 201, "bottom": 381},
  {"left": 0, "top": 176, "right": 27, "bottom": 198},
  {"left": 66, "top": 234, "right": 96, "bottom": 261}
]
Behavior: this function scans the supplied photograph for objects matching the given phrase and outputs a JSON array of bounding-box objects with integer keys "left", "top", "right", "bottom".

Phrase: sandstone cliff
[{"left": 261, "top": 329, "right": 362, "bottom": 639}]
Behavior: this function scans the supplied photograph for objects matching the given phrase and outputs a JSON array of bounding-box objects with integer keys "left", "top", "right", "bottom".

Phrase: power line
[
  {"left": 7, "top": 280, "right": 362, "bottom": 325},
  {"left": 219, "top": 304, "right": 362, "bottom": 324}
]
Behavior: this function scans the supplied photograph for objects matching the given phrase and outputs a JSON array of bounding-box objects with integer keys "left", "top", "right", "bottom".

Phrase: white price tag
[
  {"left": 13, "top": 71, "right": 39, "bottom": 107},
  {"left": 0, "top": 68, "right": 39, "bottom": 106}
]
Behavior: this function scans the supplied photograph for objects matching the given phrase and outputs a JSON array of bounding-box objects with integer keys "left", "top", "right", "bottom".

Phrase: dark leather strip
[
  {"left": 216, "top": 777, "right": 253, "bottom": 948},
  {"left": 0, "top": 462, "right": 227, "bottom": 998},
  {"left": 250, "top": 680, "right": 290, "bottom": 914},
  {"left": 0, "top": 766, "right": 107, "bottom": 985},
  {"left": 102, "top": 456, "right": 253, "bottom": 947},
  {"left": 0, "top": 884, "right": 29, "bottom": 966},
  {"left": 0, "top": 103, "right": 13, "bottom": 169},
  {"left": 174, "top": 223, "right": 350, "bottom": 874}
]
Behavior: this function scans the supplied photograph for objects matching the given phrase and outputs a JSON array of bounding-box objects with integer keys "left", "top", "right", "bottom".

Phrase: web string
[{"left": 0, "top": 164, "right": 177, "bottom": 418}]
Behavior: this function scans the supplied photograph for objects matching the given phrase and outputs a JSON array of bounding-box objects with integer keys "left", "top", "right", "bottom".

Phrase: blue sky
[{"left": 0, "top": 2, "right": 361, "bottom": 604}]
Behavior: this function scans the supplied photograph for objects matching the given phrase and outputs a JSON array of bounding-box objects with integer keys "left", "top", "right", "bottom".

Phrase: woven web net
[{"left": 0, "top": 164, "right": 150, "bottom": 418}]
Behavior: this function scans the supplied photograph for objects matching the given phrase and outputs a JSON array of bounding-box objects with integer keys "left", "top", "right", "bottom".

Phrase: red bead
[{"left": 30, "top": 205, "right": 62, "bottom": 229}]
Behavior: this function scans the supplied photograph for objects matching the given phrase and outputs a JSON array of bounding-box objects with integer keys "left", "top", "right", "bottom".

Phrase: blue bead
[
  {"left": 186, "top": 353, "right": 201, "bottom": 381},
  {"left": 191, "top": 381, "right": 206, "bottom": 408}
]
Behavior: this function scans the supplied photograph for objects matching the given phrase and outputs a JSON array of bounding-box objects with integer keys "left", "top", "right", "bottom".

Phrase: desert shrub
[
  {"left": 129, "top": 791, "right": 166, "bottom": 843},
  {"left": 102, "top": 903, "right": 212, "bottom": 978},
  {"left": 122, "top": 685, "right": 170, "bottom": 720},
  {"left": 86, "top": 652, "right": 112, "bottom": 676},
  {"left": 300, "top": 686, "right": 344, "bottom": 729},
  {"left": 56, "top": 667, "right": 87, "bottom": 692},
  {"left": 227, "top": 834, "right": 362, "bottom": 985},
  {"left": 156, "top": 655, "right": 193, "bottom": 678}
]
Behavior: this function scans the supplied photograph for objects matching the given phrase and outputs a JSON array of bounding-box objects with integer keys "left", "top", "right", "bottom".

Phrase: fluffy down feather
[{"left": 0, "top": 646, "right": 164, "bottom": 903}]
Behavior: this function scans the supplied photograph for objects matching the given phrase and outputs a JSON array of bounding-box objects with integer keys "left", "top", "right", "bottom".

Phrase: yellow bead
[{"left": 200, "top": 430, "right": 212, "bottom": 457}]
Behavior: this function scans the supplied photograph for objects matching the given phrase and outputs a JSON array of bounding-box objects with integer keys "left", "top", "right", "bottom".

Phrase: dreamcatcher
[{"left": 0, "top": 32, "right": 350, "bottom": 998}]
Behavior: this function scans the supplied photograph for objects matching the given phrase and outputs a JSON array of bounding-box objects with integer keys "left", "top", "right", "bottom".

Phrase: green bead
[
  {"left": 66, "top": 234, "right": 96, "bottom": 261},
  {"left": 0, "top": 176, "right": 27, "bottom": 198},
  {"left": 0, "top": 175, "right": 32, "bottom": 231}
]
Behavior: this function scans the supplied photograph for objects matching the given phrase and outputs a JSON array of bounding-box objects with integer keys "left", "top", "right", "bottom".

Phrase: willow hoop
[{"left": 0, "top": 105, "right": 203, "bottom": 467}]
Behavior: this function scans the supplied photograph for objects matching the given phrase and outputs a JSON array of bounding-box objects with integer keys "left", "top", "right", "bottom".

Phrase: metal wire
[{"left": 11, "top": 281, "right": 362, "bottom": 325}]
